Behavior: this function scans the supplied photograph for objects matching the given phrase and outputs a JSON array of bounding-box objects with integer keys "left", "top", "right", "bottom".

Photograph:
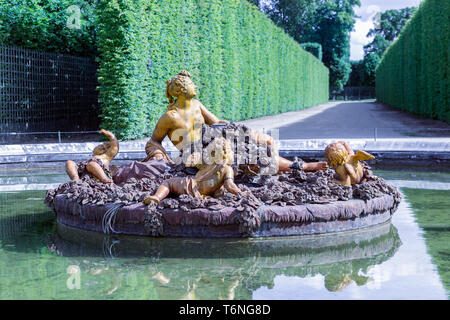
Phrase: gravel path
[{"left": 240, "top": 101, "right": 450, "bottom": 140}]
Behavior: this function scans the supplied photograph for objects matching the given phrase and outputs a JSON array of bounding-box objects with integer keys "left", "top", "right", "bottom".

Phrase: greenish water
[
  {"left": 0, "top": 168, "right": 448, "bottom": 299},
  {"left": 400, "top": 188, "right": 450, "bottom": 293}
]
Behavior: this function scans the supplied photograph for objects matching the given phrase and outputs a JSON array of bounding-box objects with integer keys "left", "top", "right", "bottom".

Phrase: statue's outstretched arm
[
  {"left": 344, "top": 163, "right": 358, "bottom": 182},
  {"left": 100, "top": 129, "right": 119, "bottom": 160},
  {"left": 144, "top": 115, "right": 172, "bottom": 162},
  {"left": 199, "top": 102, "right": 229, "bottom": 125}
]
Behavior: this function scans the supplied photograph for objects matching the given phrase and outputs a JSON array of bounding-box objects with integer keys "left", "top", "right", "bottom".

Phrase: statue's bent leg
[
  {"left": 66, "top": 160, "right": 80, "bottom": 181},
  {"left": 143, "top": 181, "right": 171, "bottom": 204},
  {"left": 86, "top": 161, "right": 113, "bottom": 183}
]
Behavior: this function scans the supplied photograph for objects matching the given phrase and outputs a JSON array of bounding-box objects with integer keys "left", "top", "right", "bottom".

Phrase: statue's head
[
  {"left": 166, "top": 70, "right": 197, "bottom": 103},
  {"left": 324, "top": 142, "right": 348, "bottom": 167},
  {"left": 204, "top": 138, "right": 234, "bottom": 165},
  {"left": 93, "top": 142, "right": 111, "bottom": 156}
]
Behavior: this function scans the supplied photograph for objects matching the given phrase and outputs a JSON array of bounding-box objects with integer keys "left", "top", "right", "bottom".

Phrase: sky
[{"left": 350, "top": 0, "right": 424, "bottom": 61}]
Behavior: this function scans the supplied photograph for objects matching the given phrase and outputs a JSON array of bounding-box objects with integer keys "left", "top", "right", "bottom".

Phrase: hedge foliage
[
  {"left": 96, "top": 0, "right": 329, "bottom": 140},
  {"left": 0, "top": 0, "right": 97, "bottom": 57},
  {"left": 376, "top": 0, "right": 449, "bottom": 123}
]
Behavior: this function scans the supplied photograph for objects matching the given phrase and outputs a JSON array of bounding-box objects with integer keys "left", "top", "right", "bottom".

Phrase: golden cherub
[
  {"left": 324, "top": 141, "right": 375, "bottom": 186},
  {"left": 65, "top": 129, "right": 119, "bottom": 183},
  {"left": 143, "top": 138, "right": 241, "bottom": 204}
]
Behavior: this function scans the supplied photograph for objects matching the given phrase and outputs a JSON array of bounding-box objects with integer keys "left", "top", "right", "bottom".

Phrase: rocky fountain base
[{"left": 45, "top": 161, "right": 401, "bottom": 238}]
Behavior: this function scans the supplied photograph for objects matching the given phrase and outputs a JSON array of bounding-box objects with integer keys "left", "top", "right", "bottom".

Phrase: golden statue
[
  {"left": 324, "top": 141, "right": 375, "bottom": 186},
  {"left": 143, "top": 138, "right": 241, "bottom": 204},
  {"left": 65, "top": 129, "right": 119, "bottom": 183},
  {"left": 144, "top": 70, "right": 327, "bottom": 173}
]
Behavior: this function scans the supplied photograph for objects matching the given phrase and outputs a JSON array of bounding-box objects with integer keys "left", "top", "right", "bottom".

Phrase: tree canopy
[
  {"left": 367, "top": 7, "right": 418, "bottom": 42},
  {"left": 358, "top": 7, "right": 417, "bottom": 86},
  {"left": 260, "top": 0, "right": 361, "bottom": 90}
]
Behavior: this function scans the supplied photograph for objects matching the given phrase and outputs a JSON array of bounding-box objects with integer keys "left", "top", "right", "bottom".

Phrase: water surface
[{"left": 0, "top": 167, "right": 448, "bottom": 299}]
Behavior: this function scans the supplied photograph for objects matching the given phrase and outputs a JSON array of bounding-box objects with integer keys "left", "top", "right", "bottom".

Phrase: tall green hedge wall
[
  {"left": 96, "top": 0, "right": 329, "bottom": 140},
  {"left": 376, "top": 0, "right": 449, "bottom": 124}
]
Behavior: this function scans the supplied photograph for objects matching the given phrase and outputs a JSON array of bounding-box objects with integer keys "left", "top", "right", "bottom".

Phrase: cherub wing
[{"left": 354, "top": 150, "right": 375, "bottom": 162}]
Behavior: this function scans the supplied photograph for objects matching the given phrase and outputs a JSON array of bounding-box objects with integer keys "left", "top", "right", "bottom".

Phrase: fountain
[{"left": 45, "top": 71, "right": 401, "bottom": 238}]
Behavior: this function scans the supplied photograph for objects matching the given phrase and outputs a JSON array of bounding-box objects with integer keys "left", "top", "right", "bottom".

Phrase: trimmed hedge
[
  {"left": 376, "top": 0, "right": 449, "bottom": 123},
  {"left": 96, "top": 0, "right": 329, "bottom": 140}
]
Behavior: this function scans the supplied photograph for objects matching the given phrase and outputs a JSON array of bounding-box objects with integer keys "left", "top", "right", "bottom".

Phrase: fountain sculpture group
[{"left": 45, "top": 71, "right": 401, "bottom": 238}]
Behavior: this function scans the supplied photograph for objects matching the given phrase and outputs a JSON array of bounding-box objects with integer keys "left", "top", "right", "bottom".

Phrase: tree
[
  {"left": 347, "top": 60, "right": 366, "bottom": 86},
  {"left": 0, "top": 0, "right": 97, "bottom": 57},
  {"left": 367, "top": 7, "right": 418, "bottom": 42},
  {"left": 261, "top": 0, "right": 361, "bottom": 90},
  {"left": 361, "top": 7, "right": 417, "bottom": 86},
  {"left": 262, "top": 0, "right": 320, "bottom": 40},
  {"left": 316, "top": 0, "right": 360, "bottom": 90},
  {"left": 247, "top": 0, "right": 260, "bottom": 7},
  {"left": 301, "top": 42, "right": 322, "bottom": 61}
]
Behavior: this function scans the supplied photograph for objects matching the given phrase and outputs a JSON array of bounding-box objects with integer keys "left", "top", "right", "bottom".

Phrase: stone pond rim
[
  {"left": 53, "top": 192, "right": 399, "bottom": 238},
  {"left": 46, "top": 157, "right": 402, "bottom": 238}
]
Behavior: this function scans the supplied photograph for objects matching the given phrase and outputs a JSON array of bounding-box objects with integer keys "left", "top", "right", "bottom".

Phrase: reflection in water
[
  {"left": 0, "top": 190, "right": 53, "bottom": 241},
  {"left": 43, "top": 221, "right": 401, "bottom": 299},
  {"left": 400, "top": 188, "right": 450, "bottom": 295},
  {"left": 253, "top": 192, "right": 448, "bottom": 300}
]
